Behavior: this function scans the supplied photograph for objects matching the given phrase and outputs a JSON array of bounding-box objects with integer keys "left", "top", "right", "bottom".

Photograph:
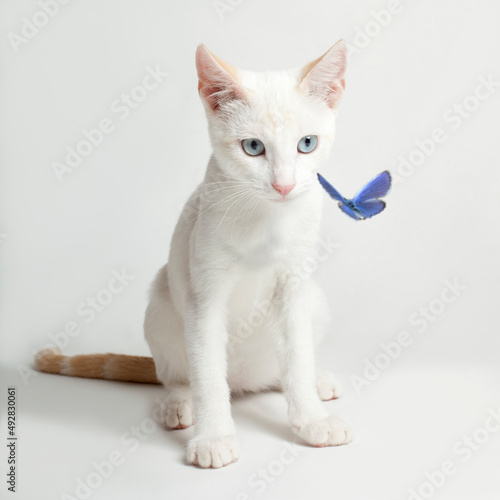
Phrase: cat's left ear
[
  {"left": 195, "top": 44, "right": 246, "bottom": 112},
  {"left": 298, "top": 40, "right": 347, "bottom": 109}
]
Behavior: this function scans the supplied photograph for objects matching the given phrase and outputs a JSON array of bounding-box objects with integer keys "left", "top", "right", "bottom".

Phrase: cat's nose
[{"left": 272, "top": 183, "right": 296, "bottom": 197}]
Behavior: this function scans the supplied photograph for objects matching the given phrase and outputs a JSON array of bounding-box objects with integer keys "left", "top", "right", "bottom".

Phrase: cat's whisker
[
  {"left": 192, "top": 188, "right": 250, "bottom": 223},
  {"left": 211, "top": 189, "right": 253, "bottom": 236},
  {"left": 190, "top": 179, "right": 254, "bottom": 200},
  {"left": 245, "top": 196, "right": 260, "bottom": 227},
  {"left": 230, "top": 191, "right": 256, "bottom": 241},
  {"left": 209, "top": 172, "right": 246, "bottom": 182},
  {"left": 209, "top": 175, "right": 256, "bottom": 187},
  {"left": 189, "top": 184, "right": 252, "bottom": 203},
  {"left": 201, "top": 179, "right": 253, "bottom": 187}
]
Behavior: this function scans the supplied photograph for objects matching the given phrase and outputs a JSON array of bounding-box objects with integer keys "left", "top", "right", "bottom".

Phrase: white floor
[{"left": 3, "top": 360, "right": 499, "bottom": 500}]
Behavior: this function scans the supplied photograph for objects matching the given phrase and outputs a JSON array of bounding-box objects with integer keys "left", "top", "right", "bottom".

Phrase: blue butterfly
[{"left": 317, "top": 171, "right": 392, "bottom": 221}]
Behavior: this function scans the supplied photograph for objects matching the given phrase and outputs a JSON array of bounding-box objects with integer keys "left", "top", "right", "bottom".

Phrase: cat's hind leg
[
  {"left": 157, "top": 383, "right": 194, "bottom": 430},
  {"left": 145, "top": 265, "right": 194, "bottom": 430},
  {"left": 316, "top": 369, "right": 342, "bottom": 401},
  {"left": 309, "top": 282, "right": 343, "bottom": 401}
]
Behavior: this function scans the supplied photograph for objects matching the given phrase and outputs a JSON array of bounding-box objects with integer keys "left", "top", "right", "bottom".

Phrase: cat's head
[{"left": 196, "top": 42, "right": 347, "bottom": 202}]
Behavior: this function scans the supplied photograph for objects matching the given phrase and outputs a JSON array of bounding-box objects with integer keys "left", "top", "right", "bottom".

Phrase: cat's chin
[{"left": 268, "top": 193, "right": 303, "bottom": 203}]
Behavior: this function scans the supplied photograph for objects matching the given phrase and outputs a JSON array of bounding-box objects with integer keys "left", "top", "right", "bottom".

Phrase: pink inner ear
[
  {"left": 325, "top": 77, "right": 346, "bottom": 108},
  {"left": 198, "top": 77, "right": 242, "bottom": 111},
  {"left": 299, "top": 41, "right": 347, "bottom": 109},
  {"left": 196, "top": 45, "right": 245, "bottom": 111}
]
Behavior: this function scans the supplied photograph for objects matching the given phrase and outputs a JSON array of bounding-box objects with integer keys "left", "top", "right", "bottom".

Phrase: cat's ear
[
  {"left": 196, "top": 44, "right": 245, "bottom": 111},
  {"left": 298, "top": 40, "right": 347, "bottom": 109}
]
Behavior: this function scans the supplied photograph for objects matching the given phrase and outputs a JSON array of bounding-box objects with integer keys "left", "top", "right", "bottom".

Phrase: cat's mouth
[{"left": 268, "top": 192, "right": 301, "bottom": 203}]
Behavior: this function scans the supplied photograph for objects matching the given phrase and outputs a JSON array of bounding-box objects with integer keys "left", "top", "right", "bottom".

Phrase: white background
[{"left": 1, "top": 0, "right": 499, "bottom": 499}]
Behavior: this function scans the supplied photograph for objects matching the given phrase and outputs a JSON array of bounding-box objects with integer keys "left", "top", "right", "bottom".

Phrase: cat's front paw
[
  {"left": 293, "top": 415, "right": 353, "bottom": 447},
  {"left": 186, "top": 434, "right": 240, "bottom": 468}
]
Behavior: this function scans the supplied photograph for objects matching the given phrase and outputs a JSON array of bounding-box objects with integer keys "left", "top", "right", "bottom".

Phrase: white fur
[{"left": 144, "top": 41, "right": 351, "bottom": 468}]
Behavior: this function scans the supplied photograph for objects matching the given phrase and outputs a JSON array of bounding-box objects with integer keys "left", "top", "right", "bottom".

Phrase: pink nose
[{"left": 272, "top": 183, "right": 296, "bottom": 197}]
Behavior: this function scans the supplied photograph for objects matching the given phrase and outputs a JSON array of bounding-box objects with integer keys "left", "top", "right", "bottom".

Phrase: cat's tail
[{"left": 33, "top": 348, "right": 161, "bottom": 384}]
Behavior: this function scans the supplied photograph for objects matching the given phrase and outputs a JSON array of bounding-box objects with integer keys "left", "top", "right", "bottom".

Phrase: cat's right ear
[
  {"left": 298, "top": 40, "right": 347, "bottom": 109},
  {"left": 195, "top": 45, "right": 245, "bottom": 112}
]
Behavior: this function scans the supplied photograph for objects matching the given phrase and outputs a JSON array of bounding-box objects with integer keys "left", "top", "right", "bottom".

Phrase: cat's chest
[
  {"left": 230, "top": 209, "right": 315, "bottom": 268},
  {"left": 241, "top": 230, "right": 289, "bottom": 267}
]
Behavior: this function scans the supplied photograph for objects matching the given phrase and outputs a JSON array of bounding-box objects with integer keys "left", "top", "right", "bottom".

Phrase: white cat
[
  {"left": 35, "top": 41, "right": 353, "bottom": 468},
  {"left": 144, "top": 40, "right": 352, "bottom": 468}
]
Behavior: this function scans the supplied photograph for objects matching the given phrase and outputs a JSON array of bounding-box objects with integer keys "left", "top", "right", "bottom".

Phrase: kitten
[{"left": 35, "top": 41, "right": 352, "bottom": 468}]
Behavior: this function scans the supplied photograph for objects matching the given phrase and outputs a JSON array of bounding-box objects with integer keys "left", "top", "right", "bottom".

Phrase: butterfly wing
[
  {"left": 318, "top": 171, "right": 390, "bottom": 221},
  {"left": 339, "top": 203, "right": 362, "bottom": 220},
  {"left": 352, "top": 171, "right": 392, "bottom": 204},
  {"left": 317, "top": 173, "right": 346, "bottom": 203},
  {"left": 355, "top": 200, "right": 386, "bottom": 219}
]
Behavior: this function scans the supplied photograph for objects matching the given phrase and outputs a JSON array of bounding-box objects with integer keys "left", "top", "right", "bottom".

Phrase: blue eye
[
  {"left": 297, "top": 135, "right": 318, "bottom": 153},
  {"left": 242, "top": 138, "right": 265, "bottom": 156}
]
